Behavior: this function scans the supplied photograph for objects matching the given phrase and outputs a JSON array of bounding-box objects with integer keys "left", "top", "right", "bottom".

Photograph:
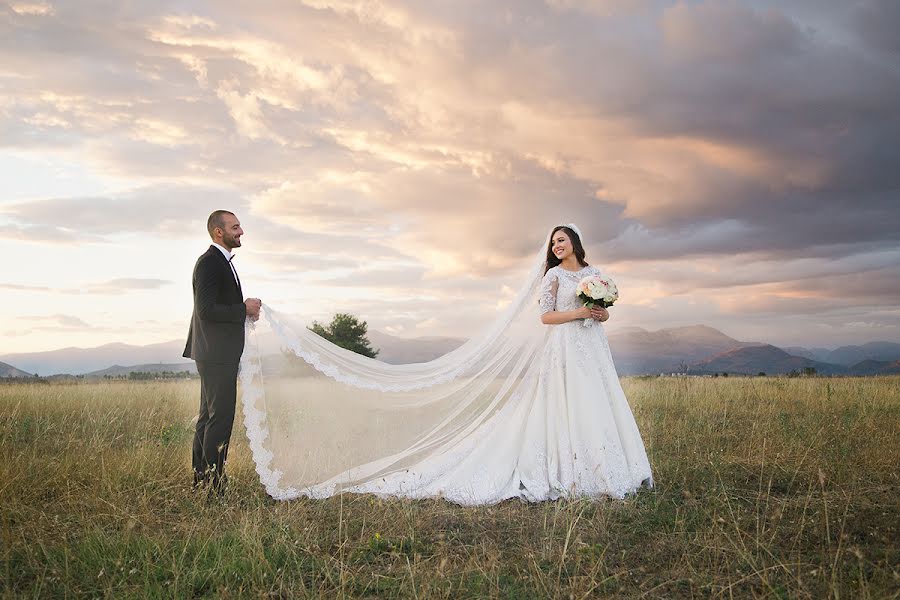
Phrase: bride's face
[{"left": 551, "top": 230, "right": 573, "bottom": 261}]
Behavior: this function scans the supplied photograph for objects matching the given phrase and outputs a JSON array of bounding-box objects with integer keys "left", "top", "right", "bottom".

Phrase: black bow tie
[{"left": 226, "top": 253, "right": 242, "bottom": 290}]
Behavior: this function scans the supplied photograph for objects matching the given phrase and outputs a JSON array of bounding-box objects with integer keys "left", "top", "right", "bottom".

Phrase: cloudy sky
[{"left": 2, "top": 0, "right": 899, "bottom": 355}]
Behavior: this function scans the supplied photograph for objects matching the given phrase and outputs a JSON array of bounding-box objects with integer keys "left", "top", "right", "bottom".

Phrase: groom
[{"left": 184, "top": 210, "right": 261, "bottom": 495}]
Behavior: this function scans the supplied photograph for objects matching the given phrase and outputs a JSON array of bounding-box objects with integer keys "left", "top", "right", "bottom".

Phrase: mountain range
[
  {"left": 0, "top": 361, "right": 33, "bottom": 378},
  {"left": 779, "top": 342, "right": 900, "bottom": 366},
  {"left": 1, "top": 326, "right": 898, "bottom": 378},
  {"left": 689, "top": 345, "right": 847, "bottom": 376},
  {"left": 605, "top": 325, "right": 760, "bottom": 375},
  {"left": 0, "top": 340, "right": 191, "bottom": 376}
]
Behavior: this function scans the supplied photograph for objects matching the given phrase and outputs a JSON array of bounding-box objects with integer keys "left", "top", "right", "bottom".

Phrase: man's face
[{"left": 218, "top": 214, "right": 243, "bottom": 249}]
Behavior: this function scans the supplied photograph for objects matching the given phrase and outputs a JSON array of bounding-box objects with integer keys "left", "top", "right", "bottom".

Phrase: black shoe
[
  {"left": 208, "top": 473, "right": 228, "bottom": 498},
  {"left": 192, "top": 471, "right": 208, "bottom": 491}
]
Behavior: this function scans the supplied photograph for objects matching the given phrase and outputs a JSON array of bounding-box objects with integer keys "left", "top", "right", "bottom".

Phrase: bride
[{"left": 240, "top": 224, "right": 652, "bottom": 505}]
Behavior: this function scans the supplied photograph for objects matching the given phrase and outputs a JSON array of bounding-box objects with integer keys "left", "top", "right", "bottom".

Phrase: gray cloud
[
  {"left": 1, "top": 0, "right": 898, "bottom": 348},
  {"left": 0, "top": 223, "right": 105, "bottom": 244},
  {"left": 1, "top": 184, "right": 249, "bottom": 239},
  {"left": 0, "top": 282, "right": 52, "bottom": 291},
  {"left": 22, "top": 313, "right": 91, "bottom": 328},
  {"left": 2, "top": 278, "right": 173, "bottom": 295},
  {"left": 4, "top": 312, "right": 124, "bottom": 339},
  {"left": 79, "top": 278, "right": 173, "bottom": 294},
  {"left": 313, "top": 266, "right": 428, "bottom": 288},
  {"left": 852, "top": 0, "right": 900, "bottom": 55}
]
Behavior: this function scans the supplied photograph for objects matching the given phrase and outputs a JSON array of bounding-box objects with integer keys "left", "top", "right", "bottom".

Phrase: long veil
[{"left": 239, "top": 226, "right": 577, "bottom": 501}]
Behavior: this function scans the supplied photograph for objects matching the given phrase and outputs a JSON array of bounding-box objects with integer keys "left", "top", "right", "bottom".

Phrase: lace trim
[
  {"left": 240, "top": 314, "right": 653, "bottom": 503},
  {"left": 238, "top": 256, "right": 545, "bottom": 500},
  {"left": 258, "top": 255, "right": 545, "bottom": 393},
  {"left": 239, "top": 321, "right": 295, "bottom": 500},
  {"left": 265, "top": 306, "right": 475, "bottom": 392},
  {"left": 538, "top": 270, "right": 559, "bottom": 314}
]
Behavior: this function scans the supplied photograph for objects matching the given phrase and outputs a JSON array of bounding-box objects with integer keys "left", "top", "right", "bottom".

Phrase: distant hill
[
  {"left": 607, "top": 325, "right": 759, "bottom": 375},
  {"left": 780, "top": 342, "right": 900, "bottom": 366},
  {"left": 368, "top": 330, "right": 465, "bottom": 364},
  {"left": 780, "top": 346, "right": 831, "bottom": 362},
  {"left": 3, "top": 325, "right": 898, "bottom": 378},
  {"left": 824, "top": 342, "right": 900, "bottom": 366},
  {"left": 0, "top": 331, "right": 467, "bottom": 376},
  {"left": 0, "top": 340, "right": 190, "bottom": 376},
  {"left": 0, "top": 361, "right": 33, "bottom": 378},
  {"left": 690, "top": 345, "right": 846, "bottom": 375},
  {"left": 85, "top": 363, "right": 198, "bottom": 378},
  {"left": 847, "top": 359, "right": 900, "bottom": 376}
]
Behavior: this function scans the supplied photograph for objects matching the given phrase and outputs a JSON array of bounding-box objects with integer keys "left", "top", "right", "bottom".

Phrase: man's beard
[{"left": 224, "top": 234, "right": 241, "bottom": 249}]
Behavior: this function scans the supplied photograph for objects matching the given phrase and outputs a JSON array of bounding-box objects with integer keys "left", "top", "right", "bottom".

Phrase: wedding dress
[{"left": 239, "top": 225, "right": 652, "bottom": 505}]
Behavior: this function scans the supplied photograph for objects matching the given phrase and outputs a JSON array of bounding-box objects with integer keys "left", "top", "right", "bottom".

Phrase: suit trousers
[{"left": 192, "top": 360, "right": 240, "bottom": 486}]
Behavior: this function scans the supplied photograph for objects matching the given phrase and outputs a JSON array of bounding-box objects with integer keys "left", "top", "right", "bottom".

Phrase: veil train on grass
[{"left": 239, "top": 224, "right": 652, "bottom": 504}]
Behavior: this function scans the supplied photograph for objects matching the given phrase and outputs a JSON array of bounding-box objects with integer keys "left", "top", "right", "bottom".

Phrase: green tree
[{"left": 309, "top": 313, "right": 379, "bottom": 359}]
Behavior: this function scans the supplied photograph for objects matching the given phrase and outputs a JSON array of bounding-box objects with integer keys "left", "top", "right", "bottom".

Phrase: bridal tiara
[
  {"left": 564, "top": 223, "right": 584, "bottom": 243},
  {"left": 545, "top": 223, "right": 586, "bottom": 247}
]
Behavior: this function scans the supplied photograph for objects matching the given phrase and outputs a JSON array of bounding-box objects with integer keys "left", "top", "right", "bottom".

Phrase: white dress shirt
[{"left": 212, "top": 242, "right": 240, "bottom": 286}]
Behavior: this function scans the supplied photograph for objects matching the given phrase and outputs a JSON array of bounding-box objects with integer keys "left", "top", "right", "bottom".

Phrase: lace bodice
[{"left": 539, "top": 265, "right": 600, "bottom": 314}]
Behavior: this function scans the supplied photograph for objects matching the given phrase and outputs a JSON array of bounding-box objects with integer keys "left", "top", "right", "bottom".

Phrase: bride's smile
[
  {"left": 552, "top": 238, "right": 568, "bottom": 254},
  {"left": 552, "top": 237, "right": 571, "bottom": 259}
]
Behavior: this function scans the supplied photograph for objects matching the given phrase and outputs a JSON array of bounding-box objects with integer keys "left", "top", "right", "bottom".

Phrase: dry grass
[{"left": 1, "top": 377, "right": 897, "bottom": 598}]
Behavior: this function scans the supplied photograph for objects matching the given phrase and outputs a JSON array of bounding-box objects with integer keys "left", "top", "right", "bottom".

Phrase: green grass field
[{"left": 1, "top": 376, "right": 897, "bottom": 598}]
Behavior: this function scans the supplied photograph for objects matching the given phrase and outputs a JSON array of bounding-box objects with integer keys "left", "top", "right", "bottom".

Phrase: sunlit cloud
[
  {"left": 1, "top": 279, "right": 173, "bottom": 295},
  {"left": 10, "top": 2, "right": 54, "bottom": 17},
  {"left": 79, "top": 278, "right": 173, "bottom": 295},
  {"left": 21, "top": 314, "right": 90, "bottom": 328},
  {"left": 0, "top": 0, "right": 898, "bottom": 353}
]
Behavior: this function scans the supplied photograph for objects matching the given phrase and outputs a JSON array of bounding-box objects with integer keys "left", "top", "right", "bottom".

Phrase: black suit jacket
[{"left": 183, "top": 245, "right": 246, "bottom": 364}]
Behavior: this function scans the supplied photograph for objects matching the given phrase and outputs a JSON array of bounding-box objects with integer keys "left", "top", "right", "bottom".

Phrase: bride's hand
[
  {"left": 575, "top": 306, "right": 593, "bottom": 320},
  {"left": 590, "top": 307, "right": 609, "bottom": 322}
]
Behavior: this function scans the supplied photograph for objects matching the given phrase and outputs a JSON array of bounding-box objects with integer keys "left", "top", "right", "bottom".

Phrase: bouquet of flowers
[{"left": 577, "top": 274, "right": 618, "bottom": 327}]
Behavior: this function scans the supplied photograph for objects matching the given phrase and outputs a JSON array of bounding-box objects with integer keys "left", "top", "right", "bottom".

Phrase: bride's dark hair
[{"left": 545, "top": 225, "right": 588, "bottom": 274}]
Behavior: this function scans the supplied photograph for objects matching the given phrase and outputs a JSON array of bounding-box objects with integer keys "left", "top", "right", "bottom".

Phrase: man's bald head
[{"left": 207, "top": 210, "right": 243, "bottom": 249}]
